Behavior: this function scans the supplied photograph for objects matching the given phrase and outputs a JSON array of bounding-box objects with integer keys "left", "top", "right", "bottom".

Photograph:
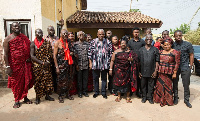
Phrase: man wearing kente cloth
[
  {"left": 3, "top": 22, "right": 34, "bottom": 108},
  {"left": 54, "top": 29, "right": 75, "bottom": 103},
  {"left": 30, "top": 29, "right": 54, "bottom": 104},
  {"left": 45, "top": 26, "right": 59, "bottom": 92}
]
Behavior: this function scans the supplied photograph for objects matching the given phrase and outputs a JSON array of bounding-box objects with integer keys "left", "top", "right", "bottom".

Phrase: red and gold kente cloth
[{"left": 8, "top": 34, "right": 33, "bottom": 102}]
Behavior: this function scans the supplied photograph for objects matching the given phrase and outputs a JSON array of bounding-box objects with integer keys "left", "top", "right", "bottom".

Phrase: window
[
  {"left": 76, "top": 0, "right": 78, "bottom": 9},
  {"left": 5, "top": 20, "right": 31, "bottom": 40}
]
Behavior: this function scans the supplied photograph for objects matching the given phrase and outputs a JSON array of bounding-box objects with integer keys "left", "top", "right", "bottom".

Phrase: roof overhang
[
  {"left": 67, "top": 22, "right": 162, "bottom": 28},
  {"left": 67, "top": 11, "right": 163, "bottom": 28}
]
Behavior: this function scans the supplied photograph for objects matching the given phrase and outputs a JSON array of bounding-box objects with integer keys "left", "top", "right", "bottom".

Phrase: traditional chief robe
[{"left": 8, "top": 34, "right": 34, "bottom": 102}]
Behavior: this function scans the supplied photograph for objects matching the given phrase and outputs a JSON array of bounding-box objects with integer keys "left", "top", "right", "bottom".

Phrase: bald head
[
  {"left": 60, "top": 29, "right": 68, "bottom": 40},
  {"left": 145, "top": 34, "right": 153, "bottom": 45},
  {"left": 11, "top": 22, "right": 21, "bottom": 34},
  {"left": 35, "top": 28, "right": 43, "bottom": 40},
  {"left": 47, "top": 26, "right": 55, "bottom": 36}
]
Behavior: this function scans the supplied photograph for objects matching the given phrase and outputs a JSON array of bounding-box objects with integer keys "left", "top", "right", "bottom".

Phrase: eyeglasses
[{"left": 146, "top": 39, "right": 152, "bottom": 40}]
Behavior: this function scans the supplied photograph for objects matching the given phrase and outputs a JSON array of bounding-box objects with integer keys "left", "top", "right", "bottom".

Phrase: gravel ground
[{"left": 0, "top": 75, "right": 200, "bottom": 121}]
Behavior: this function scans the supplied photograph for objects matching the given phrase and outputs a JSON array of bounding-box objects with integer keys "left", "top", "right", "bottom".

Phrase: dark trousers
[
  {"left": 108, "top": 75, "right": 113, "bottom": 91},
  {"left": 77, "top": 69, "right": 88, "bottom": 94},
  {"left": 93, "top": 69, "right": 108, "bottom": 95},
  {"left": 136, "top": 75, "right": 141, "bottom": 94},
  {"left": 51, "top": 62, "right": 57, "bottom": 92},
  {"left": 141, "top": 77, "right": 154, "bottom": 99},
  {"left": 173, "top": 68, "right": 191, "bottom": 102}
]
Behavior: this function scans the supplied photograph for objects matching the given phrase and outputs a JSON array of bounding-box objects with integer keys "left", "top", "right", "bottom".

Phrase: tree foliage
[
  {"left": 185, "top": 27, "right": 200, "bottom": 45},
  {"left": 129, "top": 9, "right": 141, "bottom": 12},
  {"left": 129, "top": 0, "right": 140, "bottom": 12},
  {"left": 170, "top": 23, "right": 190, "bottom": 34}
]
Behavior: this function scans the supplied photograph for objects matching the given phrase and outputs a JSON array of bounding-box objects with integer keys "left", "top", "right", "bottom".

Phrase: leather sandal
[
  {"left": 66, "top": 95, "right": 74, "bottom": 100},
  {"left": 126, "top": 97, "right": 132, "bottom": 103},
  {"left": 58, "top": 96, "right": 64, "bottom": 103},
  {"left": 115, "top": 97, "right": 121, "bottom": 102},
  {"left": 45, "top": 96, "right": 55, "bottom": 101},
  {"left": 13, "top": 102, "right": 20, "bottom": 108},
  {"left": 35, "top": 98, "right": 40, "bottom": 105},
  {"left": 23, "top": 98, "right": 33, "bottom": 104}
]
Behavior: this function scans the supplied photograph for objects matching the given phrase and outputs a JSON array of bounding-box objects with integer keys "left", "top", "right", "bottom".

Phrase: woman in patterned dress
[
  {"left": 154, "top": 37, "right": 180, "bottom": 107},
  {"left": 68, "top": 32, "right": 78, "bottom": 96},
  {"left": 109, "top": 38, "right": 138, "bottom": 103}
]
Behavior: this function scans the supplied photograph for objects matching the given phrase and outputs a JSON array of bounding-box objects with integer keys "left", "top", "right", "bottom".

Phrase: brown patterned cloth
[
  {"left": 56, "top": 48, "right": 75, "bottom": 96},
  {"left": 32, "top": 40, "right": 54, "bottom": 98}
]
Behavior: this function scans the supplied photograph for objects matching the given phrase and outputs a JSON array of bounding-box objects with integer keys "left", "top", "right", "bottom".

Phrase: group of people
[{"left": 3, "top": 22, "right": 194, "bottom": 109}]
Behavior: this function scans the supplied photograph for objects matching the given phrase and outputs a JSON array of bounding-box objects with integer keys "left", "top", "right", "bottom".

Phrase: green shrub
[{"left": 185, "top": 27, "right": 200, "bottom": 45}]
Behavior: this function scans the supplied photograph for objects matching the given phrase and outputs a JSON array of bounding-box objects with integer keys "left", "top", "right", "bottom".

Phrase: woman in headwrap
[
  {"left": 154, "top": 37, "right": 180, "bottom": 107},
  {"left": 109, "top": 37, "right": 138, "bottom": 103}
]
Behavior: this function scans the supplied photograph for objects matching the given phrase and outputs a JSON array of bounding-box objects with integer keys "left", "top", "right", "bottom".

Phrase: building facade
[
  {"left": 0, "top": 0, "right": 87, "bottom": 86},
  {"left": 0, "top": 0, "right": 86, "bottom": 41}
]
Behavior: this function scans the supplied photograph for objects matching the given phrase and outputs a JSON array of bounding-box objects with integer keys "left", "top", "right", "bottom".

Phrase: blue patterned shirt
[{"left": 88, "top": 38, "right": 112, "bottom": 70}]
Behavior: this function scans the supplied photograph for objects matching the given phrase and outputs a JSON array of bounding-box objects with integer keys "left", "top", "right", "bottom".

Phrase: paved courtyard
[{"left": 0, "top": 75, "right": 200, "bottom": 121}]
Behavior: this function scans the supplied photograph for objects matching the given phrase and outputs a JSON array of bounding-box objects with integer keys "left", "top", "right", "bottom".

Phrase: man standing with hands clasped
[
  {"left": 138, "top": 34, "right": 159, "bottom": 104},
  {"left": 88, "top": 29, "right": 112, "bottom": 99}
]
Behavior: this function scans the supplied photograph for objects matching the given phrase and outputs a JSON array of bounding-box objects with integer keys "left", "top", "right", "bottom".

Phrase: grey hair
[
  {"left": 97, "top": 29, "right": 105, "bottom": 34},
  {"left": 145, "top": 34, "right": 152, "bottom": 39},
  {"left": 77, "top": 31, "right": 84, "bottom": 37}
]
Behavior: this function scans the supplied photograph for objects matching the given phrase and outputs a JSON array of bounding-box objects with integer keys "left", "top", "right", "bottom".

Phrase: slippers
[
  {"left": 58, "top": 97, "right": 64, "bottom": 103},
  {"left": 35, "top": 98, "right": 40, "bottom": 105},
  {"left": 126, "top": 97, "right": 132, "bottom": 103},
  {"left": 23, "top": 98, "right": 33, "bottom": 104},
  {"left": 13, "top": 102, "right": 20, "bottom": 108},
  {"left": 66, "top": 95, "right": 74, "bottom": 100},
  {"left": 115, "top": 97, "right": 121, "bottom": 102}
]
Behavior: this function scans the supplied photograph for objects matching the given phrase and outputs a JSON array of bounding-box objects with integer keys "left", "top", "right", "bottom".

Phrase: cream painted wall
[
  {"left": 41, "top": 0, "right": 55, "bottom": 22},
  {"left": 63, "top": 0, "right": 82, "bottom": 29},
  {"left": 42, "top": 16, "right": 57, "bottom": 36},
  {"left": 0, "top": 0, "right": 42, "bottom": 41}
]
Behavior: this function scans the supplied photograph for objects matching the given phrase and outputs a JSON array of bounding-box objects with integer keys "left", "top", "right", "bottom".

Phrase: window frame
[{"left": 4, "top": 19, "right": 32, "bottom": 40}]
